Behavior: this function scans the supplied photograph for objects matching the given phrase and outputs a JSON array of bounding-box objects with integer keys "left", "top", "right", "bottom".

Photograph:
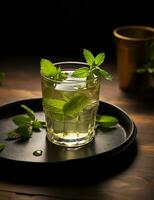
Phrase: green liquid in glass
[{"left": 42, "top": 70, "right": 100, "bottom": 147}]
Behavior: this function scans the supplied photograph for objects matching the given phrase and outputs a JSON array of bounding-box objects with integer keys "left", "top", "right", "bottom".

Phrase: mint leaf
[
  {"left": 16, "top": 126, "right": 33, "bottom": 139},
  {"left": 72, "top": 67, "right": 89, "bottom": 78},
  {"left": 62, "top": 93, "right": 71, "bottom": 102},
  {"left": 0, "top": 143, "right": 5, "bottom": 152},
  {"left": 93, "top": 67, "right": 112, "bottom": 80},
  {"left": 83, "top": 49, "right": 95, "bottom": 66},
  {"left": 60, "top": 72, "right": 68, "bottom": 80},
  {"left": 7, "top": 105, "right": 46, "bottom": 141},
  {"left": 94, "top": 53, "right": 105, "bottom": 66},
  {"left": 136, "top": 68, "right": 147, "bottom": 73},
  {"left": 40, "top": 58, "right": 57, "bottom": 78},
  {"left": 136, "top": 62, "right": 154, "bottom": 74},
  {"left": 71, "top": 51, "right": 108, "bottom": 80},
  {"left": 54, "top": 67, "right": 68, "bottom": 81},
  {"left": 40, "top": 59, "right": 68, "bottom": 81},
  {"left": 96, "top": 115, "right": 118, "bottom": 127},
  {"left": 13, "top": 116, "right": 31, "bottom": 126},
  {"left": 40, "top": 121, "right": 46, "bottom": 126},
  {"left": 32, "top": 120, "right": 42, "bottom": 130},
  {"left": 43, "top": 98, "right": 66, "bottom": 113},
  {"left": 21, "top": 105, "right": 36, "bottom": 120},
  {"left": 8, "top": 130, "right": 21, "bottom": 139},
  {"left": 44, "top": 95, "right": 90, "bottom": 119},
  {"left": 63, "top": 94, "right": 89, "bottom": 117},
  {"left": 147, "top": 67, "right": 154, "bottom": 73},
  {"left": 58, "top": 71, "right": 68, "bottom": 80}
]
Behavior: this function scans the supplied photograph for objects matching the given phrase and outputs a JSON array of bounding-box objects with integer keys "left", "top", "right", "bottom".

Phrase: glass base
[{"left": 47, "top": 130, "right": 95, "bottom": 148}]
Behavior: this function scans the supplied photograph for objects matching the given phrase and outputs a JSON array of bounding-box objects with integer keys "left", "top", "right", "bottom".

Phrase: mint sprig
[
  {"left": 8, "top": 105, "right": 44, "bottom": 140},
  {"left": 40, "top": 59, "right": 68, "bottom": 81},
  {"left": 72, "top": 49, "right": 112, "bottom": 80}
]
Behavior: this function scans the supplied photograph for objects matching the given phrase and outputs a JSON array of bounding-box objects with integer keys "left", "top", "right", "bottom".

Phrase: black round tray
[
  {"left": 0, "top": 98, "right": 137, "bottom": 166},
  {"left": 0, "top": 98, "right": 137, "bottom": 180}
]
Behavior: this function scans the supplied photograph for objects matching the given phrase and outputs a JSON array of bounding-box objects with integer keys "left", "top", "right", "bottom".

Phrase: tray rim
[{"left": 0, "top": 98, "right": 137, "bottom": 164}]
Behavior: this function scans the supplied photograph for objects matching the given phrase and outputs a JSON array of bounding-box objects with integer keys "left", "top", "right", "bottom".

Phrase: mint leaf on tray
[
  {"left": 96, "top": 115, "right": 119, "bottom": 128},
  {"left": 7, "top": 104, "right": 46, "bottom": 140},
  {"left": 21, "top": 104, "right": 36, "bottom": 120},
  {"left": 13, "top": 116, "right": 31, "bottom": 126},
  {"left": 0, "top": 143, "right": 5, "bottom": 152}
]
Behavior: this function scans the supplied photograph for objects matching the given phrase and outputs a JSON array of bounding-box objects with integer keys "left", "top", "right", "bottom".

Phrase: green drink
[
  {"left": 41, "top": 62, "right": 100, "bottom": 147},
  {"left": 40, "top": 49, "right": 112, "bottom": 147}
]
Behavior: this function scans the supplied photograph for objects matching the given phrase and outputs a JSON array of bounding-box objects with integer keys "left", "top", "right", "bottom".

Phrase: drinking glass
[{"left": 41, "top": 62, "right": 100, "bottom": 147}]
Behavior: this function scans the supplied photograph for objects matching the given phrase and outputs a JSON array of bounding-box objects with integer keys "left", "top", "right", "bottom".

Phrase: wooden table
[{"left": 0, "top": 55, "right": 154, "bottom": 200}]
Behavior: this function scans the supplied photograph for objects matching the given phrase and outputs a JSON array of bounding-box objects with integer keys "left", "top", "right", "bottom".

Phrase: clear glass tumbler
[{"left": 41, "top": 62, "right": 100, "bottom": 147}]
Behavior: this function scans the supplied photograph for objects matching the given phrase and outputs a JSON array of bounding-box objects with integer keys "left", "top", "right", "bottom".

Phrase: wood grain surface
[{"left": 0, "top": 55, "right": 154, "bottom": 200}]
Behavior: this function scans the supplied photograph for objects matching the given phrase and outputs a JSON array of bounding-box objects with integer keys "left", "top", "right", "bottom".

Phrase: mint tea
[{"left": 41, "top": 62, "right": 100, "bottom": 147}]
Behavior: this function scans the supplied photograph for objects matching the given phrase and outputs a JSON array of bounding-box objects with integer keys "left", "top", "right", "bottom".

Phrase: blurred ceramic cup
[{"left": 113, "top": 25, "right": 154, "bottom": 91}]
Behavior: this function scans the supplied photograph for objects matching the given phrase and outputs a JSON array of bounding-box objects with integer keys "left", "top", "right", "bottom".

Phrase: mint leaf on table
[
  {"left": 96, "top": 115, "right": 119, "bottom": 128},
  {"left": 40, "top": 58, "right": 68, "bottom": 81},
  {"left": 0, "top": 143, "right": 5, "bottom": 152}
]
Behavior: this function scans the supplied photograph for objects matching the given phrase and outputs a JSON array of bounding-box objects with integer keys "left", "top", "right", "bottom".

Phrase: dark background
[{"left": 0, "top": 0, "right": 154, "bottom": 59}]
